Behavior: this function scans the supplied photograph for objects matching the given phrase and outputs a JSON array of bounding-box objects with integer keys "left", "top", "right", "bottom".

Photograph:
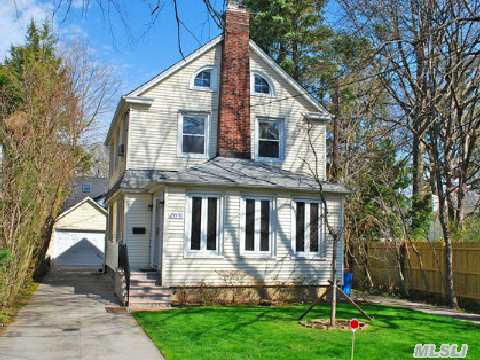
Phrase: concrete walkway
[
  {"left": 358, "top": 294, "right": 480, "bottom": 324},
  {"left": 0, "top": 272, "right": 164, "bottom": 360}
]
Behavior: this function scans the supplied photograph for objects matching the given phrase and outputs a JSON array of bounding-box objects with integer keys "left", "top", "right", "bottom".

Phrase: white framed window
[
  {"left": 251, "top": 72, "right": 274, "bottom": 96},
  {"left": 82, "top": 183, "right": 92, "bottom": 193},
  {"left": 185, "top": 193, "right": 223, "bottom": 257},
  {"left": 178, "top": 112, "right": 209, "bottom": 157},
  {"left": 291, "top": 199, "right": 327, "bottom": 258},
  {"left": 240, "top": 196, "right": 275, "bottom": 258},
  {"left": 255, "top": 117, "right": 285, "bottom": 161},
  {"left": 191, "top": 66, "right": 216, "bottom": 90}
]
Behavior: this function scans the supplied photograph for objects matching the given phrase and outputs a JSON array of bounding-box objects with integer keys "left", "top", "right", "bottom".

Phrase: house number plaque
[{"left": 169, "top": 212, "right": 184, "bottom": 220}]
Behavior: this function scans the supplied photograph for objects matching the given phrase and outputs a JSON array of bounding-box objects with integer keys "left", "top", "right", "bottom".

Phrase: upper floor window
[
  {"left": 82, "top": 183, "right": 92, "bottom": 194},
  {"left": 253, "top": 73, "right": 273, "bottom": 95},
  {"left": 178, "top": 112, "right": 209, "bottom": 157},
  {"left": 185, "top": 194, "right": 223, "bottom": 257},
  {"left": 256, "top": 118, "right": 284, "bottom": 160},
  {"left": 192, "top": 67, "right": 216, "bottom": 90},
  {"left": 240, "top": 196, "right": 274, "bottom": 257},
  {"left": 194, "top": 70, "right": 211, "bottom": 88},
  {"left": 292, "top": 199, "right": 326, "bottom": 258}
]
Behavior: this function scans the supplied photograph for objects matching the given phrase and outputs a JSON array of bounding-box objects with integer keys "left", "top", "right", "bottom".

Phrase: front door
[{"left": 152, "top": 198, "right": 164, "bottom": 272}]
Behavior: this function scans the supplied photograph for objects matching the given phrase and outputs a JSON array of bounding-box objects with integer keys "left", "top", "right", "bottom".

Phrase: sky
[{"left": 0, "top": 0, "right": 343, "bottom": 140}]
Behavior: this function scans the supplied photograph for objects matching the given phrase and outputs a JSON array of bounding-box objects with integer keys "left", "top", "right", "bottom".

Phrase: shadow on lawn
[{"left": 136, "top": 304, "right": 480, "bottom": 336}]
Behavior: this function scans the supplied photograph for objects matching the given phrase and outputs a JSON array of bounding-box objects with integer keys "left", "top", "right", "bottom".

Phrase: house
[
  {"left": 104, "top": 1, "right": 350, "bottom": 306},
  {"left": 428, "top": 192, "right": 479, "bottom": 240},
  {"left": 63, "top": 176, "right": 107, "bottom": 210},
  {"left": 48, "top": 197, "right": 107, "bottom": 272}
]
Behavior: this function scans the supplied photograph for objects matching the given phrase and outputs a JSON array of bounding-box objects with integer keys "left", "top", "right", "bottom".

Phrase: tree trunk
[
  {"left": 330, "top": 232, "right": 338, "bottom": 327},
  {"left": 432, "top": 125, "right": 458, "bottom": 308},
  {"left": 412, "top": 131, "right": 424, "bottom": 199},
  {"left": 330, "top": 83, "right": 340, "bottom": 180}
]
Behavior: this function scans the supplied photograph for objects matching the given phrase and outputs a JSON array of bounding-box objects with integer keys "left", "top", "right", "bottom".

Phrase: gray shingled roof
[{"left": 114, "top": 157, "right": 350, "bottom": 194}]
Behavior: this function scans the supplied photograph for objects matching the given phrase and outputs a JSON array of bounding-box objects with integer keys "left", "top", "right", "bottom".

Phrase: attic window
[
  {"left": 193, "top": 68, "right": 212, "bottom": 89},
  {"left": 253, "top": 73, "right": 272, "bottom": 95}
]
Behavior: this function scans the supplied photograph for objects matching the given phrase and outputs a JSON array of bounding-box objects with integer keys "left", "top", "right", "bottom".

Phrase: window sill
[
  {"left": 179, "top": 153, "right": 209, "bottom": 160},
  {"left": 290, "top": 255, "right": 327, "bottom": 261},
  {"left": 255, "top": 157, "right": 283, "bottom": 165},
  {"left": 184, "top": 252, "right": 224, "bottom": 259},
  {"left": 189, "top": 86, "right": 217, "bottom": 93},
  {"left": 240, "top": 253, "right": 276, "bottom": 259},
  {"left": 252, "top": 93, "right": 275, "bottom": 98}
]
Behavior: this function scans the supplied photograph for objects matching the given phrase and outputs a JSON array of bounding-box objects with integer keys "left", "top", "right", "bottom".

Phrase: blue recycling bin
[{"left": 343, "top": 272, "right": 353, "bottom": 296}]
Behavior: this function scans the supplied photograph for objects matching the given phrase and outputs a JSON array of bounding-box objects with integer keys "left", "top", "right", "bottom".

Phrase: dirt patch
[
  {"left": 300, "top": 319, "right": 369, "bottom": 330},
  {"left": 105, "top": 306, "right": 128, "bottom": 314}
]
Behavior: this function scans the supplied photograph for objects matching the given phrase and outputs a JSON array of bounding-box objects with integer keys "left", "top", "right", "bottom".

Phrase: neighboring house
[
  {"left": 48, "top": 197, "right": 107, "bottom": 272},
  {"left": 428, "top": 192, "right": 480, "bottom": 240},
  {"left": 64, "top": 176, "right": 107, "bottom": 210},
  {"left": 105, "top": 1, "right": 349, "bottom": 306}
]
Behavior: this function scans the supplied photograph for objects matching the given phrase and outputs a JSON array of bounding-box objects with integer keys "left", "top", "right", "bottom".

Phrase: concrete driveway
[{"left": 0, "top": 272, "right": 164, "bottom": 360}]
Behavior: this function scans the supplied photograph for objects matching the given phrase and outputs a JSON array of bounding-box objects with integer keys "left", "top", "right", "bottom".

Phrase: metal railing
[{"left": 118, "top": 243, "right": 130, "bottom": 306}]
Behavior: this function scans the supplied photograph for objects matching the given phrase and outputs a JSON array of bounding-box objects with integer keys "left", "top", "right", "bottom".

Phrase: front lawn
[{"left": 134, "top": 304, "right": 480, "bottom": 360}]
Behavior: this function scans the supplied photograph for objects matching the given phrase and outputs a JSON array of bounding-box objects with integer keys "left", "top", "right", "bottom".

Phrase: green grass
[{"left": 134, "top": 304, "right": 480, "bottom": 360}]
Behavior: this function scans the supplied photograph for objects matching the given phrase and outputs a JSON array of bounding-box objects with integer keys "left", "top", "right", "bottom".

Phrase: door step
[{"left": 127, "top": 272, "right": 171, "bottom": 309}]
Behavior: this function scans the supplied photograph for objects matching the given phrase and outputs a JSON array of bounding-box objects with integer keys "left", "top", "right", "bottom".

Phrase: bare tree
[
  {"left": 338, "top": 0, "right": 480, "bottom": 307},
  {"left": 0, "top": 30, "right": 116, "bottom": 310}
]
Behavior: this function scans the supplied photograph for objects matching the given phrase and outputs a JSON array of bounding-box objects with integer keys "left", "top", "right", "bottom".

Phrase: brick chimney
[{"left": 217, "top": 0, "right": 251, "bottom": 158}]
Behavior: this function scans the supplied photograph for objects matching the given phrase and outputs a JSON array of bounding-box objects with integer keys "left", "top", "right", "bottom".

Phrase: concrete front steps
[{"left": 128, "top": 272, "right": 172, "bottom": 310}]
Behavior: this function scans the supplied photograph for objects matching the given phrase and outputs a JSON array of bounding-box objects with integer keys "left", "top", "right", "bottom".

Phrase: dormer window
[
  {"left": 252, "top": 73, "right": 273, "bottom": 95},
  {"left": 192, "top": 67, "right": 216, "bottom": 90}
]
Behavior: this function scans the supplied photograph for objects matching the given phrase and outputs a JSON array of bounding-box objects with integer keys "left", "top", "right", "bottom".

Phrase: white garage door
[{"left": 53, "top": 230, "right": 105, "bottom": 269}]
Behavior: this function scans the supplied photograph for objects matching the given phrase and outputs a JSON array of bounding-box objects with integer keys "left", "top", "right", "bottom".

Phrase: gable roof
[
  {"left": 56, "top": 196, "right": 107, "bottom": 222},
  {"left": 126, "top": 36, "right": 330, "bottom": 118},
  {"left": 128, "top": 35, "right": 224, "bottom": 97}
]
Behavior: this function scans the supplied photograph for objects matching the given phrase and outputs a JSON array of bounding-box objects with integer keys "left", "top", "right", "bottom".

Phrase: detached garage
[{"left": 49, "top": 197, "right": 107, "bottom": 272}]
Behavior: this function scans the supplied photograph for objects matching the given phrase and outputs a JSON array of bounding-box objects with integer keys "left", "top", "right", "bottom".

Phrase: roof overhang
[
  {"left": 111, "top": 158, "right": 352, "bottom": 196},
  {"left": 303, "top": 112, "right": 331, "bottom": 121}
]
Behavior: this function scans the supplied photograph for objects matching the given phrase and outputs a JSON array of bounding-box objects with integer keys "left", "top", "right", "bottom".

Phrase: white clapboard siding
[
  {"left": 161, "top": 186, "right": 343, "bottom": 287},
  {"left": 123, "top": 42, "right": 326, "bottom": 179},
  {"left": 249, "top": 50, "right": 326, "bottom": 178},
  {"left": 124, "top": 194, "right": 152, "bottom": 269},
  {"left": 127, "top": 45, "right": 221, "bottom": 171},
  {"left": 108, "top": 115, "right": 127, "bottom": 189}
]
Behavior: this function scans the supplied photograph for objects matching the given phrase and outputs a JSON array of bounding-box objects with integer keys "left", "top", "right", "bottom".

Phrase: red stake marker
[
  {"left": 350, "top": 319, "right": 359, "bottom": 360},
  {"left": 350, "top": 319, "right": 360, "bottom": 331}
]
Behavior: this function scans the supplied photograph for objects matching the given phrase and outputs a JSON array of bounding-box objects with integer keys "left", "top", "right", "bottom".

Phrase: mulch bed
[
  {"left": 300, "top": 319, "right": 369, "bottom": 330},
  {"left": 105, "top": 306, "right": 128, "bottom": 313}
]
